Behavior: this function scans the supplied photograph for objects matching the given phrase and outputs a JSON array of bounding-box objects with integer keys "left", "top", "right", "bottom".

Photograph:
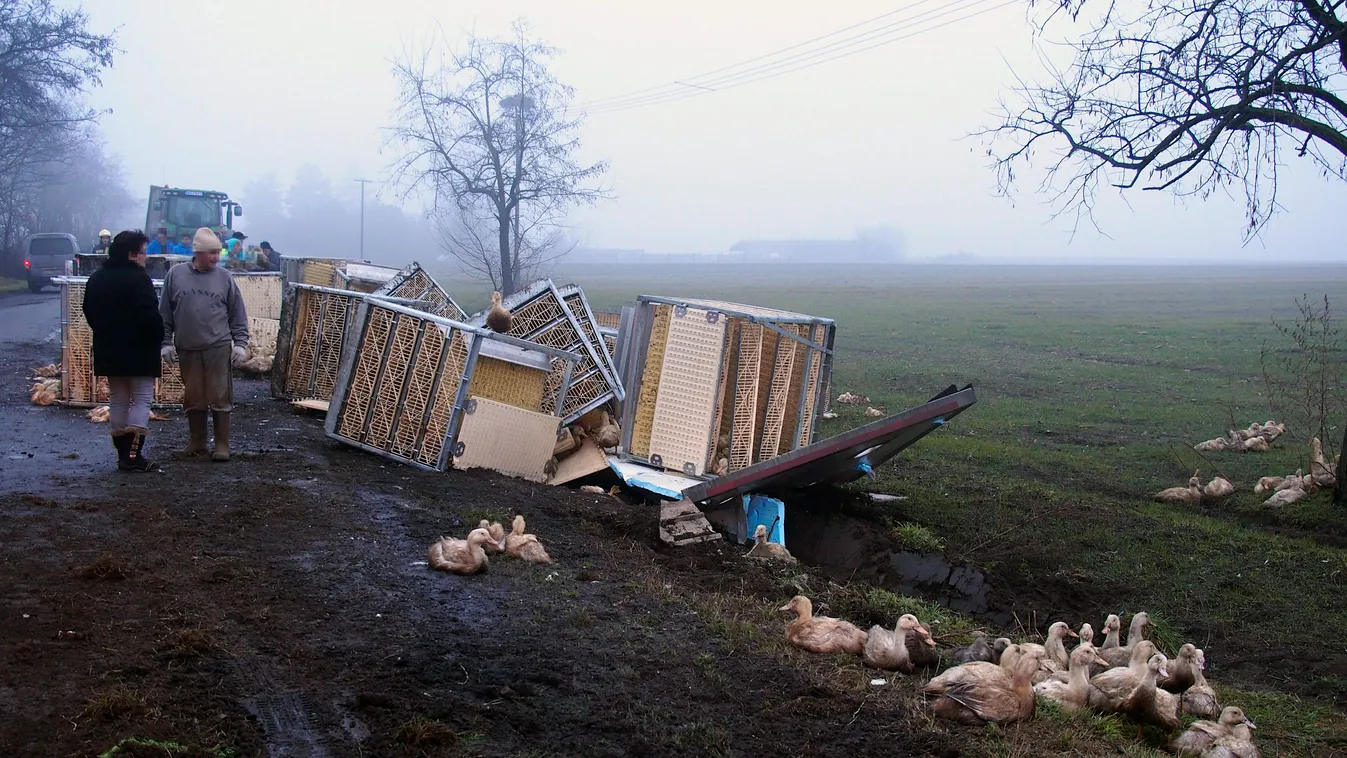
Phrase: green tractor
[{"left": 145, "top": 185, "right": 243, "bottom": 242}]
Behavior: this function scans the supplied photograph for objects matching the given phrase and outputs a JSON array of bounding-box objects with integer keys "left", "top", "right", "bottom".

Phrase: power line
[
  {"left": 590, "top": 0, "right": 973, "bottom": 110},
  {"left": 587, "top": 0, "right": 1003, "bottom": 113},
  {"left": 582, "top": 1, "right": 948, "bottom": 107},
  {"left": 584, "top": 0, "right": 1017, "bottom": 115}
]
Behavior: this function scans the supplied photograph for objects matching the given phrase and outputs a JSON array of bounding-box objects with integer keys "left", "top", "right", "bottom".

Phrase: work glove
[
  {"left": 231, "top": 344, "right": 248, "bottom": 366},
  {"left": 160, "top": 345, "right": 177, "bottom": 363}
]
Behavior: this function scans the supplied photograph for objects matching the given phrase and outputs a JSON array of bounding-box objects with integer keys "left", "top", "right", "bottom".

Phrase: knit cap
[{"left": 192, "top": 227, "right": 223, "bottom": 253}]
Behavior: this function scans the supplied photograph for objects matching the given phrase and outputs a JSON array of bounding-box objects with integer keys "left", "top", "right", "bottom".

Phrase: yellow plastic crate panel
[
  {"left": 373, "top": 262, "right": 466, "bottom": 321},
  {"left": 592, "top": 310, "right": 622, "bottom": 330},
  {"left": 618, "top": 296, "right": 836, "bottom": 477},
  {"left": 324, "top": 298, "right": 582, "bottom": 471},
  {"left": 646, "top": 307, "right": 727, "bottom": 476},
  {"left": 466, "top": 279, "right": 621, "bottom": 424},
  {"left": 234, "top": 272, "right": 283, "bottom": 320},
  {"left": 56, "top": 277, "right": 184, "bottom": 408},
  {"left": 273, "top": 285, "right": 362, "bottom": 401},
  {"left": 451, "top": 397, "right": 559, "bottom": 482}
]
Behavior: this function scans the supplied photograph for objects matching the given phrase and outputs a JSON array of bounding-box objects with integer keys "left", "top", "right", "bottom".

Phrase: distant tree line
[
  {"left": 0, "top": 0, "right": 133, "bottom": 275},
  {"left": 239, "top": 166, "right": 441, "bottom": 266}
]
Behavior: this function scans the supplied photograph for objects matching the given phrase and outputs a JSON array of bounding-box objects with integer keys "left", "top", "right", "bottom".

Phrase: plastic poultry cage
[
  {"left": 464, "top": 279, "right": 622, "bottom": 425},
  {"left": 55, "top": 276, "right": 185, "bottom": 408},
  {"left": 372, "top": 262, "right": 466, "bottom": 321},
  {"left": 617, "top": 296, "right": 835, "bottom": 478}
]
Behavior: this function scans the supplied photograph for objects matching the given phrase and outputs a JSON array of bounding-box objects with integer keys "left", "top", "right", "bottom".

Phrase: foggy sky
[{"left": 82, "top": 0, "right": 1347, "bottom": 262}]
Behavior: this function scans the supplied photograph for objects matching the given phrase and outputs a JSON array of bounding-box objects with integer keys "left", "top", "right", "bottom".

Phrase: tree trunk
[
  {"left": 497, "top": 205, "right": 513, "bottom": 296},
  {"left": 1336, "top": 421, "right": 1346, "bottom": 506}
]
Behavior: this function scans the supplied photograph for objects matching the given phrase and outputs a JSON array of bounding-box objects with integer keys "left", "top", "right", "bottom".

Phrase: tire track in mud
[{"left": 232, "top": 657, "right": 331, "bottom": 758}]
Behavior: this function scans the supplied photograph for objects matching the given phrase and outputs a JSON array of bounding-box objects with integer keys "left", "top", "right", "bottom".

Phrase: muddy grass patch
[
  {"left": 393, "top": 716, "right": 460, "bottom": 749},
  {"left": 157, "top": 628, "right": 226, "bottom": 659},
  {"left": 95, "top": 737, "right": 224, "bottom": 758},
  {"left": 80, "top": 554, "right": 135, "bottom": 581},
  {"left": 85, "top": 687, "right": 156, "bottom": 723}
]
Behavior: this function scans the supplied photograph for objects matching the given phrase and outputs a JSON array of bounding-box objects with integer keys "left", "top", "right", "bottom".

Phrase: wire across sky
[{"left": 581, "top": 0, "right": 1021, "bottom": 115}]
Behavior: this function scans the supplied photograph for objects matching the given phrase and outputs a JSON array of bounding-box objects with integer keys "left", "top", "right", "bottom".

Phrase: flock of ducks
[
  {"left": 1158, "top": 436, "right": 1340, "bottom": 507},
  {"left": 776, "top": 601, "right": 1260, "bottom": 756},
  {"left": 826, "top": 391, "right": 886, "bottom": 420},
  {"left": 427, "top": 514, "right": 552, "bottom": 575},
  {"left": 1193, "top": 421, "right": 1286, "bottom": 453}
]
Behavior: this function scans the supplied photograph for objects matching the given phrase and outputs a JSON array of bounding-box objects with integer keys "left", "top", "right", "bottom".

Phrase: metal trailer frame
[
  {"left": 465, "top": 278, "right": 623, "bottom": 424},
  {"left": 324, "top": 298, "right": 583, "bottom": 472},
  {"left": 616, "top": 295, "right": 836, "bottom": 480},
  {"left": 681, "top": 385, "right": 978, "bottom": 505},
  {"left": 372, "top": 262, "right": 466, "bottom": 321},
  {"left": 271, "top": 283, "right": 438, "bottom": 401}
]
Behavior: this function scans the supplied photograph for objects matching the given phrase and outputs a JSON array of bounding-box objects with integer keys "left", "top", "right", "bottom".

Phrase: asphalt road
[{"left": 0, "top": 290, "right": 60, "bottom": 346}]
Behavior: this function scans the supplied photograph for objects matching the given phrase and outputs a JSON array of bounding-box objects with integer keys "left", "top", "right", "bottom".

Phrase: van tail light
[{"left": 23, "top": 259, "right": 30, "bottom": 269}]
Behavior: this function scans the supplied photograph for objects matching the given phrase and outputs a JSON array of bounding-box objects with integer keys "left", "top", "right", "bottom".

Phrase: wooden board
[
  {"left": 549, "top": 438, "right": 609, "bottom": 486},
  {"left": 291, "top": 399, "right": 330, "bottom": 413}
]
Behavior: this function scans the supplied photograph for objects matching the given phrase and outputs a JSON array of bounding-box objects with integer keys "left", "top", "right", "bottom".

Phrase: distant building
[
  {"left": 567, "top": 247, "right": 647, "bottom": 264},
  {"left": 729, "top": 238, "right": 900, "bottom": 264}
]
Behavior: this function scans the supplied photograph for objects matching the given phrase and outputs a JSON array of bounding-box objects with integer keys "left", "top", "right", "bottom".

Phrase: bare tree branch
[{"left": 981, "top": 0, "right": 1347, "bottom": 238}]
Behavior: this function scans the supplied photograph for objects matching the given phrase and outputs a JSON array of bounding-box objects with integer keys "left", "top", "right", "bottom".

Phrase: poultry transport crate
[
  {"left": 233, "top": 272, "right": 283, "bottom": 357},
  {"left": 280, "top": 257, "right": 356, "bottom": 289},
  {"left": 55, "top": 276, "right": 185, "bottom": 408},
  {"left": 617, "top": 296, "right": 835, "bottom": 477},
  {"left": 324, "top": 298, "right": 583, "bottom": 475},
  {"left": 271, "top": 284, "right": 441, "bottom": 402},
  {"left": 464, "top": 279, "right": 622, "bottom": 425},
  {"left": 372, "top": 262, "right": 466, "bottom": 321}
]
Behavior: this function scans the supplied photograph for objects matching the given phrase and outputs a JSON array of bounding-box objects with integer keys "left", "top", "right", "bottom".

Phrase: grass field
[{"left": 445, "top": 263, "right": 1347, "bottom": 755}]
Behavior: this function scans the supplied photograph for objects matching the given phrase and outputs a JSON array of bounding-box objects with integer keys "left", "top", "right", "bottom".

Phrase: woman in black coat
[{"left": 82, "top": 230, "right": 163, "bottom": 471}]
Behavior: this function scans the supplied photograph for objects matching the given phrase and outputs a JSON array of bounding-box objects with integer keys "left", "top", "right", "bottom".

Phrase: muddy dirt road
[{"left": 0, "top": 293, "right": 953, "bottom": 758}]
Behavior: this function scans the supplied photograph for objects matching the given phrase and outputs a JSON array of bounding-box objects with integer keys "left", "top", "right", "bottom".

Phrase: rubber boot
[
  {"left": 120, "top": 427, "right": 159, "bottom": 472},
  {"left": 211, "top": 411, "right": 231, "bottom": 462},
  {"left": 111, "top": 430, "right": 132, "bottom": 469},
  {"left": 185, "top": 410, "right": 209, "bottom": 456}
]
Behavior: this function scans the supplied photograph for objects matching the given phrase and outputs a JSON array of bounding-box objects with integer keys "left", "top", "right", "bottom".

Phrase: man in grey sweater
[{"left": 160, "top": 227, "right": 250, "bottom": 461}]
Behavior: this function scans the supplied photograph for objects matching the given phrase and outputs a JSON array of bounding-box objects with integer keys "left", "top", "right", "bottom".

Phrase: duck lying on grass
[
  {"left": 1171, "top": 706, "right": 1259, "bottom": 757},
  {"left": 863, "top": 613, "right": 934, "bottom": 673},
  {"left": 745, "top": 524, "right": 795, "bottom": 563},
  {"left": 779, "top": 595, "right": 867, "bottom": 655}
]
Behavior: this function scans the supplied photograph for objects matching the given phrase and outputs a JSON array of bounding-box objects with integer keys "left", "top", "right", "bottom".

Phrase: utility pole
[{"left": 354, "top": 179, "right": 371, "bottom": 260}]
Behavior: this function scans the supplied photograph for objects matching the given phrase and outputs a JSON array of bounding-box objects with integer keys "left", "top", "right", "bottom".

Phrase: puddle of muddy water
[{"left": 784, "top": 504, "right": 1008, "bottom": 623}]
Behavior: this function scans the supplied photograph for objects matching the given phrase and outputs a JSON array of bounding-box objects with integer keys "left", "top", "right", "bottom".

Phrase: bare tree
[
  {"left": 0, "top": 0, "right": 117, "bottom": 270},
  {"left": 981, "top": 0, "right": 1347, "bottom": 237},
  {"left": 389, "top": 21, "right": 608, "bottom": 295},
  {"left": 433, "top": 196, "right": 574, "bottom": 292},
  {"left": 1260, "top": 295, "right": 1347, "bottom": 505}
]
